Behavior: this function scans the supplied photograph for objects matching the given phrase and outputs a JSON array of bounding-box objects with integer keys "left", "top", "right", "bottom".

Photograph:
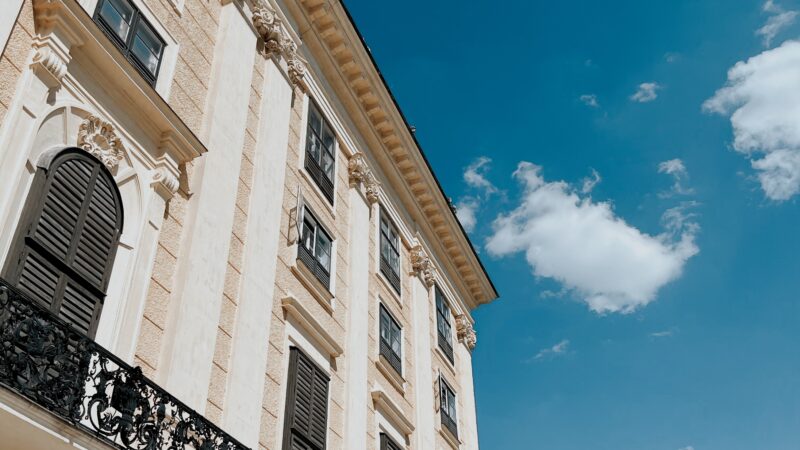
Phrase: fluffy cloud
[
  {"left": 580, "top": 94, "right": 600, "bottom": 108},
  {"left": 704, "top": 40, "right": 800, "bottom": 201},
  {"left": 455, "top": 197, "right": 479, "bottom": 232},
  {"left": 658, "top": 159, "right": 694, "bottom": 196},
  {"left": 533, "top": 339, "right": 570, "bottom": 360},
  {"left": 486, "top": 163, "right": 699, "bottom": 314},
  {"left": 630, "top": 82, "right": 661, "bottom": 103},
  {"left": 757, "top": 1, "right": 797, "bottom": 47}
]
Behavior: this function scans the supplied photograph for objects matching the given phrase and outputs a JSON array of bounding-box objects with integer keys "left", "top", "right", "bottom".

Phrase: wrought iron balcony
[{"left": 0, "top": 278, "right": 249, "bottom": 450}]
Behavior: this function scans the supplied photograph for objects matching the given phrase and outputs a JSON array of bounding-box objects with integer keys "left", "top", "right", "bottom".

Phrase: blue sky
[{"left": 344, "top": 1, "right": 800, "bottom": 449}]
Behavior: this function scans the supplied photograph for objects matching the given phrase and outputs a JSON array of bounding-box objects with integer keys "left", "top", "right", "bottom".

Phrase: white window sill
[
  {"left": 434, "top": 345, "right": 457, "bottom": 377},
  {"left": 377, "top": 269, "right": 402, "bottom": 309}
]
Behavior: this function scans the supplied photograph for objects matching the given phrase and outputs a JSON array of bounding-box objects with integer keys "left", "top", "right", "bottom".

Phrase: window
[
  {"left": 298, "top": 206, "right": 333, "bottom": 289},
  {"left": 379, "top": 304, "right": 402, "bottom": 375},
  {"left": 380, "top": 433, "right": 403, "bottom": 450},
  {"left": 2, "top": 149, "right": 123, "bottom": 338},
  {"left": 435, "top": 286, "right": 454, "bottom": 363},
  {"left": 283, "top": 347, "right": 330, "bottom": 450},
  {"left": 379, "top": 209, "right": 400, "bottom": 294},
  {"left": 304, "top": 101, "right": 336, "bottom": 203},
  {"left": 439, "top": 376, "right": 458, "bottom": 439},
  {"left": 94, "top": 0, "right": 165, "bottom": 86}
]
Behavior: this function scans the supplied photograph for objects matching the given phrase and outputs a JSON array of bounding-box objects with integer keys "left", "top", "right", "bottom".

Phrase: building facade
[{"left": 0, "top": 1, "right": 498, "bottom": 449}]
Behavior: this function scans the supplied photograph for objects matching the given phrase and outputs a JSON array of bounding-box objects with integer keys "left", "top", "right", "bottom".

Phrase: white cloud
[
  {"left": 658, "top": 159, "right": 694, "bottom": 196},
  {"left": 456, "top": 197, "right": 479, "bottom": 232},
  {"left": 486, "top": 162, "right": 699, "bottom": 314},
  {"left": 704, "top": 40, "right": 800, "bottom": 201},
  {"left": 678, "top": 447, "right": 695, "bottom": 450},
  {"left": 533, "top": 339, "right": 570, "bottom": 360},
  {"left": 580, "top": 94, "right": 600, "bottom": 108},
  {"left": 757, "top": 1, "right": 798, "bottom": 47},
  {"left": 455, "top": 157, "right": 500, "bottom": 233},
  {"left": 581, "top": 168, "right": 602, "bottom": 193},
  {"left": 630, "top": 82, "right": 662, "bottom": 103},
  {"left": 463, "top": 156, "right": 498, "bottom": 195},
  {"left": 665, "top": 52, "right": 680, "bottom": 63},
  {"left": 650, "top": 330, "right": 674, "bottom": 338}
]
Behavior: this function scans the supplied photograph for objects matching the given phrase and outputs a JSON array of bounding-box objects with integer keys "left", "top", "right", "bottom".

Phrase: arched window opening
[{"left": 2, "top": 148, "right": 124, "bottom": 338}]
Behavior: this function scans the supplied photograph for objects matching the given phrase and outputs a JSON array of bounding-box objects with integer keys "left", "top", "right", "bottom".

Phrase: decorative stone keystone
[
  {"left": 77, "top": 115, "right": 124, "bottom": 170},
  {"left": 455, "top": 314, "right": 477, "bottom": 351}
]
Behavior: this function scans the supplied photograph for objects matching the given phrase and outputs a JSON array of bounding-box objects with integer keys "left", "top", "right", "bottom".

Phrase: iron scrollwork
[{"left": 0, "top": 279, "right": 249, "bottom": 450}]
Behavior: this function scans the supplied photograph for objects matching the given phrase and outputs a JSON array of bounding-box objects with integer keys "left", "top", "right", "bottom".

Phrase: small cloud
[
  {"left": 664, "top": 52, "right": 681, "bottom": 63},
  {"left": 757, "top": 1, "right": 798, "bottom": 47},
  {"left": 678, "top": 447, "right": 695, "bottom": 450},
  {"left": 658, "top": 158, "right": 695, "bottom": 196},
  {"left": 463, "top": 156, "right": 498, "bottom": 196},
  {"left": 630, "top": 82, "right": 662, "bottom": 103},
  {"left": 456, "top": 197, "right": 479, "bottom": 232},
  {"left": 581, "top": 168, "right": 602, "bottom": 193},
  {"left": 650, "top": 327, "right": 678, "bottom": 338},
  {"left": 531, "top": 339, "right": 570, "bottom": 361},
  {"left": 579, "top": 94, "right": 600, "bottom": 108}
]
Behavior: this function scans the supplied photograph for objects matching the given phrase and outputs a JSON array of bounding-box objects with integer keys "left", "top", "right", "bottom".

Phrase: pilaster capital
[
  {"left": 252, "top": 3, "right": 307, "bottom": 89},
  {"left": 410, "top": 244, "right": 435, "bottom": 288},
  {"left": 455, "top": 314, "right": 477, "bottom": 351},
  {"left": 348, "top": 152, "right": 380, "bottom": 204},
  {"left": 77, "top": 114, "right": 124, "bottom": 170}
]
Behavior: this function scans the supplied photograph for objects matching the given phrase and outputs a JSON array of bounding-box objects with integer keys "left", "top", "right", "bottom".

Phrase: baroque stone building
[{"left": 0, "top": 1, "right": 498, "bottom": 449}]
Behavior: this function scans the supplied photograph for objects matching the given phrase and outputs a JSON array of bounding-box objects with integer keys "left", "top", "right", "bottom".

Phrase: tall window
[
  {"left": 435, "top": 286, "right": 454, "bottom": 363},
  {"left": 94, "top": 0, "right": 165, "bottom": 86},
  {"left": 2, "top": 149, "right": 123, "bottom": 338},
  {"left": 380, "top": 433, "right": 402, "bottom": 450},
  {"left": 298, "top": 206, "right": 333, "bottom": 289},
  {"left": 439, "top": 376, "right": 458, "bottom": 439},
  {"left": 304, "top": 101, "right": 336, "bottom": 203},
  {"left": 379, "top": 304, "right": 402, "bottom": 375},
  {"left": 379, "top": 209, "right": 400, "bottom": 294},
  {"left": 283, "top": 347, "right": 330, "bottom": 450}
]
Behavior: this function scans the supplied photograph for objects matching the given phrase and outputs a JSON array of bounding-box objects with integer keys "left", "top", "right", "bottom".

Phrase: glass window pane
[
  {"left": 99, "top": 0, "right": 133, "bottom": 42},
  {"left": 322, "top": 152, "right": 334, "bottom": 180},
  {"left": 309, "top": 105, "right": 322, "bottom": 134},
  {"left": 322, "top": 128, "right": 335, "bottom": 153},
  {"left": 315, "top": 232, "right": 331, "bottom": 271},
  {"left": 131, "top": 35, "right": 159, "bottom": 75},
  {"left": 302, "top": 219, "right": 315, "bottom": 251},
  {"left": 307, "top": 133, "right": 321, "bottom": 162}
]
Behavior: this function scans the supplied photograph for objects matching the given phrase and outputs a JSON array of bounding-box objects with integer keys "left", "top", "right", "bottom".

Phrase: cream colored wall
[{"left": 0, "top": 0, "right": 484, "bottom": 449}]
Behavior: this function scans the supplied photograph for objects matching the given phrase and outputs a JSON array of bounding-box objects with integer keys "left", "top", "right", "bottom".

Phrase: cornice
[{"left": 289, "top": 0, "right": 497, "bottom": 309}]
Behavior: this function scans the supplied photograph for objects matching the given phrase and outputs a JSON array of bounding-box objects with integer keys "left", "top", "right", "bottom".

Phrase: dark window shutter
[
  {"left": 283, "top": 347, "right": 330, "bottom": 450},
  {"left": 3, "top": 149, "right": 123, "bottom": 337},
  {"left": 380, "top": 433, "right": 403, "bottom": 450}
]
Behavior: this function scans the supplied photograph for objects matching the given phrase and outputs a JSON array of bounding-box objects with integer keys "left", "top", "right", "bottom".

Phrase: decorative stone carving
[
  {"left": 348, "top": 152, "right": 381, "bottom": 204},
  {"left": 30, "top": 46, "right": 68, "bottom": 88},
  {"left": 455, "top": 314, "right": 477, "bottom": 351},
  {"left": 77, "top": 115, "right": 124, "bottom": 170},
  {"left": 151, "top": 167, "right": 179, "bottom": 200},
  {"left": 410, "top": 244, "right": 435, "bottom": 287},
  {"left": 252, "top": 4, "right": 307, "bottom": 89}
]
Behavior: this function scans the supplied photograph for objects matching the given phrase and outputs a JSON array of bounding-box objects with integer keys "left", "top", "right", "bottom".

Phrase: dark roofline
[{"left": 338, "top": 0, "right": 499, "bottom": 301}]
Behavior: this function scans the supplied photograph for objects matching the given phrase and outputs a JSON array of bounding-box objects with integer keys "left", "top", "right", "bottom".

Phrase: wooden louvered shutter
[
  {"left": 283, "top": 347, "right": 330, "bottom": 450},
  {"left": 3, "top": 149, "right": 123, "bottom": 338}
]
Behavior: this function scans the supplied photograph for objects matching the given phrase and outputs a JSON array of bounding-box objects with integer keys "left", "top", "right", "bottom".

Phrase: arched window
[{"left": 2, "top": 149, "right": 124, "bottom": 338}]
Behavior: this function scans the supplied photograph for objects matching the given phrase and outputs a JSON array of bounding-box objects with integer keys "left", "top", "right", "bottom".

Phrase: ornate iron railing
[{"left": 0, "top": 278, "right": 249, "bottom": 450}]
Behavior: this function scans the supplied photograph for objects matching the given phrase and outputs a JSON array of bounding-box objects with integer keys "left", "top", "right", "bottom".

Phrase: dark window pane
[
  {"left": 99, "top": 0, "right": 133, "bottom": 42},
  {"left": 131, "top": 21, "right": 162, "bottom": 75}
]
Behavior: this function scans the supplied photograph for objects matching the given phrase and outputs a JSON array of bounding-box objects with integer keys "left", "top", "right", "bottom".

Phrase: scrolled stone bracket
[
  {"left": 77, "top": 114, "right": 124, "bottom": 170},
  {"left": 410, "top": 243, "right": 436, "bottom": 288},
  {"left": 348, "top": 152, "right": 381, "bottom": 204},
  {"left": 455, "top": 314, "right": 477, "bottom": 351},
  {"left": 252, "top": 3, "right": 307, "bottom": 89}
]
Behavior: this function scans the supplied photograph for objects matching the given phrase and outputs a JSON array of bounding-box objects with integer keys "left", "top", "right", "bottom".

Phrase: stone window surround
[
  {"left": 375, "top": 299, "right": 405, "bottom": 393},
  {"left": 77, "top": 0, "right": 179, "bottom": 99},
  {"left": 291, "top": 195, "right": 338, "bottom": 307}
]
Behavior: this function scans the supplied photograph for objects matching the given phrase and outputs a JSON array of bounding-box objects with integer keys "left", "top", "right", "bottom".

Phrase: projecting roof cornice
[{"left": 287, "top": 0, "right": 498, "bottom": 309}]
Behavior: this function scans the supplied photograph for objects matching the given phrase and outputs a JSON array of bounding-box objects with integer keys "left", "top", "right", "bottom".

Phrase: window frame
[
  {"left": 297, "top": 205, "right": 333, "bottom": 290},
  {"left": 379, "top": 432, "right": 403, "bottom": 450},
  {"left": 439, "top": 375, "right": 458, "bottom": 439},
  {"left": 93, "top": 0, "right": 166, "bottom": 86},
  {"left": 379, "top": 208, "right": 401, "bottom": 295},
  {"left": 303, "top": 100, "right": 336, "bottom": 204},
  {"left": 378, "top": 303, "right": 402, "bottom": 376},
  {"left": 435, "top": 286, "right": 454, "bottom": 364}
]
